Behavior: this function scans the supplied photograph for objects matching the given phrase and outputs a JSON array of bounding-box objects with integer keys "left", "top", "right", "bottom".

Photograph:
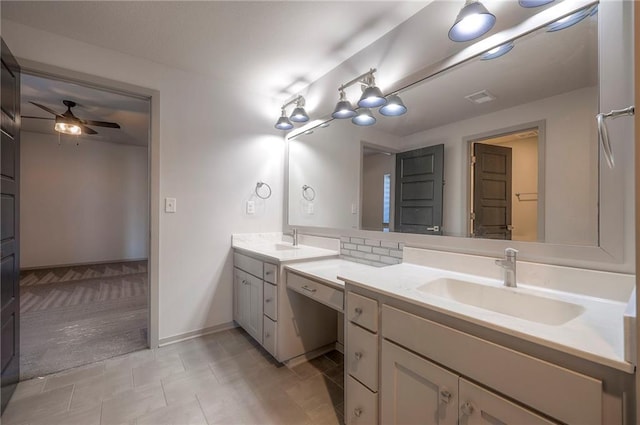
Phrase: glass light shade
[
  {"left": 546, "top": 7, "right": 593, "bottom": 32},
  {"left": 332, "top": 100, "right": 357, "bottom": 119},
  {"left": 519, "top": 0, "right": 554, "bottom": 7},
  {"left": 289, "top": 106, "right": 309, "bottom": 123},
  {"left": 274, "top": 114, "right": 294, "bottom": 130},
  {"left": 448, "top": 1, "right": 496, "bottom": 42},
  {"left": 480, "top": 42, "right": 514, "bottom": 60},
  {"left": 358, "top": 86, "right": 387, "bottom": 108},
  {"left": 54, "top": 118, "right": 82, "bottom": 135},
  {"left": 352, "top": 108, "right": 376, "bottom": 126},
  {"left": 379, "top": 94, "right": 407, "bottom": 116}
]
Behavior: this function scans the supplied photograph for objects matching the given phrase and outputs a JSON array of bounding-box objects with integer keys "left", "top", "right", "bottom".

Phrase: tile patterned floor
[
  {"left": 4, "top": 327, "right": 345, "bottom": 425},
  {"left": 19, "top": 261, "right": 148, "bottom": 379}
]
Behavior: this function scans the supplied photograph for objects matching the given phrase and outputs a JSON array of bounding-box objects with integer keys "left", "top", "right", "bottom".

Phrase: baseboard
[
  {"left": 284, "top": 342, "right": 337, "bottom": 368},
  {"left": 158, "top": 321, "right": 237, "bottom": 347},
  {"left": 21, "top": 258, "right": 149, "bottom": 271}
]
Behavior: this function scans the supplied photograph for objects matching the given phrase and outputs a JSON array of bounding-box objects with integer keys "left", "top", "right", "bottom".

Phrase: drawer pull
[
  {"left": 460, "top": 402, "right": 475, "bottom": 416},
  {"left": 354, "top": 351, "right": 363, "bottom": 360},
  {"left": 354, "top": 307, "right": 363, "bottom": 315},
  {"left": 265, "top": 332, "right": 270, "bottom": 338},
  {"left": 265, "top": 271, "right": 273, "bottom": 275},
  {"left": 265, "top": 298, "right": 272, "bottom": 303},
  {"left": 242, "top": 280, "right": 249, "bottom": 285},
  {"left": 353, "top": 408, "right": 362, "bottom": 418},
  {"left": 439, "top": 388, "right": 452, "bottom": 404},
  {"left": 302, "top": 285, "right": 317, "bottom": 293}
]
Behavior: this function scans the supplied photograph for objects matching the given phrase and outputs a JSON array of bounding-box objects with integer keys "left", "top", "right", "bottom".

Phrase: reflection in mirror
[{"left": 288, "top": 4, "right": 598, "bottom": 246}]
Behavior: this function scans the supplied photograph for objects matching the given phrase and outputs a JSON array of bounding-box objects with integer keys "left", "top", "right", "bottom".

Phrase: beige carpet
[{"left": 19, "top": 260, "right": 148, "bottom": 379}]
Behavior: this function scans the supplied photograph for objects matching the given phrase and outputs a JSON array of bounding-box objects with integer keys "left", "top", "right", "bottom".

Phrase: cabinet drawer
[
  {"left": 263, "top": 282, "right": 277, "bottom": 320},
  {"left": 347, "top": 322, "right": 378, "bottom": 392},
  {"left": 263, "top": 316, "right": 277, "bottom": 358},
  {"left": 234, "top": 252, "right": 263, "bottom": 278},
  {"left": 346, "top": 376, "right": 378, "bottom": 425},
  {"left": 347, "top": 292, "right": 378, "bottom": 332},
  {"left": 263, "top": 262, "right": 277, "bottom": 284},
  {"left": 287, "top": 272, "right": 344, "bottom": 312},
  {"left": 382, "top": 305, "right": 602, "bottom": 425}
]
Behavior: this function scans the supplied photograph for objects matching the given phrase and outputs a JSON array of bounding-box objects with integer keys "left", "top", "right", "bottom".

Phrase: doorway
[
  {"left": 469, "top": 127, "right": 542, "bottom": 241},
  {"left": 361, "top": 145, "right": 395, "bottom": 232},
  {"left": 18, "top": 72, "right": 152, "bottom": 379}
]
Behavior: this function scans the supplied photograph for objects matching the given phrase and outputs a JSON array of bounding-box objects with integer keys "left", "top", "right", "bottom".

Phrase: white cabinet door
[
  {"left": 233, "top": 268, "right": 246, "bottom": 326},
  {"left": 381, "top": 340, "right": 458, "bottom": 425},
  {"left": 243, "top": 272, "right": 263, "bottom": 343},
  {"left": 459, "top": 378, "right": 558, "bottom": 425}
]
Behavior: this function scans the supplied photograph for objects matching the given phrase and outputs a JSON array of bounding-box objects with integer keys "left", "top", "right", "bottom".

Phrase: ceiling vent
[{"left": 465, "top": 90, "right": 496, "bottom": 104}]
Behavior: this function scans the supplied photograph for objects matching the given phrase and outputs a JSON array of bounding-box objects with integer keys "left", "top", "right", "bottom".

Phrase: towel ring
[
  {"left": 255, "top": 181, "right": 272, "bottom": 200},
  {"left": 302, "top": 185, "right": 316, "bottom": 201}
]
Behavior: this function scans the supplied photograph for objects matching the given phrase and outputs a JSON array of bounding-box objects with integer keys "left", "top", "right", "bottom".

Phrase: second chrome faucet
[{"left": 495, "top": 248, "right": 518, "bottom": 287}]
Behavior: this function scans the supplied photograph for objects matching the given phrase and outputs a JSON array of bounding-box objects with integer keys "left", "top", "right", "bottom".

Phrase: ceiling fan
[{"left": 24, "top": 100, "right": 121, "bottom": 135}]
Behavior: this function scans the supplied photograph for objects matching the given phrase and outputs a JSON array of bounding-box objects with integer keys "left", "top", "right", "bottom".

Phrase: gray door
[
  {"left": 1, "top": 38, "right": 20, "bottom": 414},
  {"left": 472, "top": 143, "right": 512, "bottom": 239},
  {"left": 394, "top": 144, "right": 444, "bottom": 234}
]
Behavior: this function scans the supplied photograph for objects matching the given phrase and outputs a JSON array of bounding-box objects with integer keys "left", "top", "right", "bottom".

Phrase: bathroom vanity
[
  {"left": 339, "top": 249, "right": 635, "bottom": 425},
  {"left": 231, "top": 233, "right": 342, "bottom": 363}
]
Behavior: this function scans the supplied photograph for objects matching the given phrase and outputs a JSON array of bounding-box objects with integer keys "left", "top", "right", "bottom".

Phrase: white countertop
[
  {"left": 232, "top": 233, "right": 339, "bottom": 263},
  {"left": 338, "top": 263, "right": 634, "bottom": 373},
  {"left": 285, "top": 258, "right": 378, "bottom": 290}
]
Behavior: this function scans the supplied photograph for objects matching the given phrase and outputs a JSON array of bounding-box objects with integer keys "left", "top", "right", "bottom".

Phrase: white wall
[
  {"left": 20, "top": 132, "right": 148, "bottom": 268},
  {"left": 401, "top": 86, "right": 598, "bottom": 245},
  {"left": 1, "top": 20, "right": 284, "bottom": 341}
]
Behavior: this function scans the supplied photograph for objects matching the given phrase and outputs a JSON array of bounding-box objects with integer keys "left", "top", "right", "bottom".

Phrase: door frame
[
  {"left": 16, "top": 58, "right": 160, "bottom": 349},
  {"left": 359, "top": 141, "right": 398, "bottom": 232},
  {"left": 464, "top": 120, "right": 546, "bottom": 242}
]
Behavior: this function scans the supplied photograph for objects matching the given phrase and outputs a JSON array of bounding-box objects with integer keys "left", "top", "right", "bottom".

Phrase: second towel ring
[
  {"left": 255, "top": 181, "right": 272, "bottom": 199},
  {"left": 302, "top": 185, "right": 316, "bottom": 201}
]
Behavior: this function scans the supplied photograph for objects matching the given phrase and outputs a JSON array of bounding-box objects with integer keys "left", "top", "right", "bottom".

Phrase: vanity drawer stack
[
  {"left": 345, "top": 291, "right": 379, "bottom": 425},
  {"left": 233, "top": 252, "right": 278, "bottom": 357}
]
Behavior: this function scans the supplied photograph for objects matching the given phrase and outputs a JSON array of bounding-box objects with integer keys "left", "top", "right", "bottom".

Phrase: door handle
[{"left": 426, "top": 225, "right": 440, "bottom": 232}]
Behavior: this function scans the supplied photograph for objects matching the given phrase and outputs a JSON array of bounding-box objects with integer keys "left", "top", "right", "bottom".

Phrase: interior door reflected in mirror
[{"left": 470, "top": 128, "right": 540, "bottom": 242}]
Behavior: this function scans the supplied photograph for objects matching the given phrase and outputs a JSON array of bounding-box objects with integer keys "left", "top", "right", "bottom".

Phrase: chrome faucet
[
  {"left": 287, "top": 228, "right": 298, "bottom": 246},
  {"left": 495, "top": 248, "right": 518, "bottom": 287}
]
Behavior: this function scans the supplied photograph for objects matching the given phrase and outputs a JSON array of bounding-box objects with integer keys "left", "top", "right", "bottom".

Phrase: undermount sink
[
  {"left": 417, "top": 278, "right": 585, "bottom": 326},
  {"left": 272, "top": 243, "right": 299, "bottom": 251}
]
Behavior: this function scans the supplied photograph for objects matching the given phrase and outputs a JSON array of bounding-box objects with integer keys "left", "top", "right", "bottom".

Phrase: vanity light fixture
[
  {"left": 352, "top": 108, "right": 376, "bottom": 126},
  {"left": 519, "top": 0, "right": 554, "bottom": 7},
  {"left": 546, "top": 5, "right": 596, "bottom": 32},
  {"left": 331, "top": 90, "right": 357, "bottom": 119},
  {"left": 274, "top": 95, "right": 309, "bottom": 130},
  {"left": 379, "top": 94, "right": 407, "bottom": 116},
  {"left": 480, "top": 41, "right": 514, "bottom": 60},
  {"left": 54, "top": 116, "right": 82, "bottom": 135},
  {"left": 448, "top": 0, "right": 496, "bottom": 42}
]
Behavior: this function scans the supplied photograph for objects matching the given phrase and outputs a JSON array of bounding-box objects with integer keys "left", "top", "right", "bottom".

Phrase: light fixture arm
[
  {"left": 338, "top": 68, "right": 377, "bottom": 92},
  {"left": 280, "top": 94, "right": 305, "bottom": 110}
]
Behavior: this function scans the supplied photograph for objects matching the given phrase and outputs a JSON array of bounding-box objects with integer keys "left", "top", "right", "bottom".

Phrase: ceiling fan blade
[
  {"left": 81, "top": 119, "right": 120, "bottom": 129},
  {"left": 79, "top": 125, "right": 98, "bottom": 135},
  {"left": 29, "top": 101, "right": 63, "bottom": 117},
  {"left": 22, "top": 115, "right": 55, "bottom": 120}
]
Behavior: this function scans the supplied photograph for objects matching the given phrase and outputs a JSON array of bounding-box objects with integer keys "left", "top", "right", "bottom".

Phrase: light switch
[
  {"left": 165, "top": 197, "right": 177, "bottom": 213},
  {"left": 351, "top": 203, "right": 358, "bottom": 214},
  {"left": 246, "top": 200, "right": 255, "bottom": 215}
]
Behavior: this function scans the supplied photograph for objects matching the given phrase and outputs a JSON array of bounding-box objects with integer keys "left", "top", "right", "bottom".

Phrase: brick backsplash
[{"left": 340, "top": 236, "right": 404, "bottom": 267}]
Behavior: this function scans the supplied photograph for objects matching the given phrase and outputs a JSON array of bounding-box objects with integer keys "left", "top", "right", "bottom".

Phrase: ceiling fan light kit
[{"left": 26, "top": 99, "right": 121, "bottom": 137}]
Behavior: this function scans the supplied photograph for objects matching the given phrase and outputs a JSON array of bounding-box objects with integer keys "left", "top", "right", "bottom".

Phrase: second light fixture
[{"left": 331, "top": 68, "right": 407, "bottom": 127}]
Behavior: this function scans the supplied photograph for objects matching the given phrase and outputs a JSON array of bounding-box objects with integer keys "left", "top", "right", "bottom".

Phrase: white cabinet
[
  {"left": 233, "top": 267, "right": 263, "bottom": 343},
  {"left": 381, "top": 339, "right": 556, "bottom": 425},
  {"left": 381, "top": 339, "right": 458, "bottom": 425}
]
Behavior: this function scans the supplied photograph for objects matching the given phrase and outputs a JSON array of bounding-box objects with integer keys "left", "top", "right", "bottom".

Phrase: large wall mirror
[{"left": 286, "top": 0, "right": 634, "bottom": 271}]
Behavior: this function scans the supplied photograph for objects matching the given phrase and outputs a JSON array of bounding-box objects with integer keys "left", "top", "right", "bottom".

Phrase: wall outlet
[
  {"left": 305, "top": 202, "right": 314, "bottom": 214},
  {"left": 165, "top": 197, "right": 177, "bottom": 213},
  {"left": 351, "top": 203, "right": 358, "bottom": 214},
  {"left": 246, "top": 200, "right": 255, "bottom": 214}
]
